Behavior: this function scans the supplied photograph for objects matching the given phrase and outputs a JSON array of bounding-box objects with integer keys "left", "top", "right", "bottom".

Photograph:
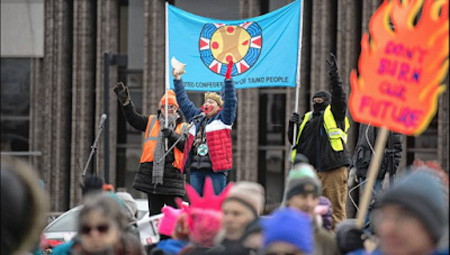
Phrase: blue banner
[{"left": 168, "top": 1, "right": 302, "bottom": 91}]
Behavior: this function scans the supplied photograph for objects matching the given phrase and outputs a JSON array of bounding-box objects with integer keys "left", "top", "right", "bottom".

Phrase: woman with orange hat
[{"left": 114, "top": 82, "right": 187, "bottom": 215}]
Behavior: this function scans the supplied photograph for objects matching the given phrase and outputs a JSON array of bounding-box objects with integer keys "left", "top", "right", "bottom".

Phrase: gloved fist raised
[
  {"left": 161, "top": 128, "right": 173, "bottom": 138},
  {"left": 113, "top": 82, "right": 131, "bottom": 106},
  {"left": 335, "top": 219, "right": 366, "bottom": 254},
  {"left": 289, "top": 112, "right": 300, "bottom": 124},
  {"left": 225, "top": 60, "right": 234, "bottom": 80},
  {"left": 326, "top": 53, "right": 338, "bottom": 75}
]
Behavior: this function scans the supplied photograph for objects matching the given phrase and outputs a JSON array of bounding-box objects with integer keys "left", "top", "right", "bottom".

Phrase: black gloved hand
[
  {"left": 335, "top": 219, "right": 366, "bottom": 254},
  {"left": 113, "top": 82, "right": 131, "bottom": 105},
  {"left": 289, "top": 112, "right": 300, "bottom": 124},
  {"left": 161, "top": 128, "right": 173, "bottom": 138},
  {"left": 326, "top": 53, "right": 339, "bottom": 76}
]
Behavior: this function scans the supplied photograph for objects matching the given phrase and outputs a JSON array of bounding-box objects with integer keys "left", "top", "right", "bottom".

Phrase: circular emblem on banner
[{"left": 199, "top": 22, "right": 262, "bottom": 76}]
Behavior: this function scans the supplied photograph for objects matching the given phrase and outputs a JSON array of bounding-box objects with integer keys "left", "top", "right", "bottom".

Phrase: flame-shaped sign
[{"left": 350, "top": 0, "right": 449, "bottom": 136}]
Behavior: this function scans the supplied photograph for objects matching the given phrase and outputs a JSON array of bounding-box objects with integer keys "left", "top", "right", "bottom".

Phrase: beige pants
[{"left": 317, "top": 166, "right": 348, "bottom": 230}]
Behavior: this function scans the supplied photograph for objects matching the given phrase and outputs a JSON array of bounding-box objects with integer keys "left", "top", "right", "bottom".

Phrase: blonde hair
[{"left": 204, "top": 92, "right": 223, "bottom": 107}]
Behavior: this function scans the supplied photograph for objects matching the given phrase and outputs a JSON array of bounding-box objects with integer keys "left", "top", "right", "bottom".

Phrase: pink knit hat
[
  {"left": 158, "top": 206, "right": 183, "bottom": 236},
  {"left": 180, "top": 177, "right": 233, "bottom": 247}
]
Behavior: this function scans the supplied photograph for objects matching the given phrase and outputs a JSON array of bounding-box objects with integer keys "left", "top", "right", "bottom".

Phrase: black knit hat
[
  {"left": 378, "top": 171, "right": 448, "bottom": 243},
  {"left": 312, "top": 91, "right": 331, "bottom": 103}
]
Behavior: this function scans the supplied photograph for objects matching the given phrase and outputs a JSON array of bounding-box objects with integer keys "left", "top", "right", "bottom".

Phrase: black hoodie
[{"left": 288, "top": 71, "right": 350, "bottom": 172}]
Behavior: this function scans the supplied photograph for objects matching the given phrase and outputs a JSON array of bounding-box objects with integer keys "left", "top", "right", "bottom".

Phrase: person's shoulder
[
  {"left": 315, "top": 225, "right": 335, "bottom": 240},
  {"left": 51, "top": 240, "right": 75, "bottom": 255},
  {"left": 121, "top": 232, "right": 146, "bottom": 255},
  {"left": 345, "top": 249, "right": 383, "bottom": 255},
  {"left": 433, "top": 247, "right": 449, "bottom": 255}
]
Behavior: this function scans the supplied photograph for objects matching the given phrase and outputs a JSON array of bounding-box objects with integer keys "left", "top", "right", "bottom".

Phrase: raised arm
[
  {"left": 327, "top": 53, "right": 347, "bottom": 121},
  {"left": 172, "top": 66, "right": 201, "bottom": 121},
  {"left": 114, "top": 82, "right": 148, "bottom": 132},
  {"left": 220, "top": 61, "right": 237, "bottom": 125},
  {"left": 173, "top": 79, "right": 201, "bottom": 121},
  {"left": 221, "top": 79, "right": 237, "bottom": 125}
]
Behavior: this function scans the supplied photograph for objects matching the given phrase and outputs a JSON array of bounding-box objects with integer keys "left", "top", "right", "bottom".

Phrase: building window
[
  {"left": 258, "top": 90, "right": 287, "bottom": 207},
  {"left": 1, "top": 58, "right": 31, "bottom": 158}
]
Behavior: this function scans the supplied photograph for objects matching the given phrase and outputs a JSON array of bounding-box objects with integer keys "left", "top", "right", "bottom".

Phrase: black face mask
[{"left": 313, "top": 102, "right": 328, "bottom": 113}]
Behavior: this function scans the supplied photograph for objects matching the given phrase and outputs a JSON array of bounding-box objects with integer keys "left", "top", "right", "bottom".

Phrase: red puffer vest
[{"left": 180, "top": 119, "right": 232, "bottom": 172}]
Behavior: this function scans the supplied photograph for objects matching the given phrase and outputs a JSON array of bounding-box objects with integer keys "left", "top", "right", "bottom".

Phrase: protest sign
[{"left": 349, "top": 0, "right": 449, "bottom": 228}]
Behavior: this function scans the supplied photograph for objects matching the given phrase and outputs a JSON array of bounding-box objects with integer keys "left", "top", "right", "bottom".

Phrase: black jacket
[
  {"left": 351, "top": 124, "right": 402, "bottom": 179},
  {"left": 121, "top": 101, "right": 186, "bottom": 196},
  {"left": 288, "top": 70, "right": 350, "bottom": 172}
]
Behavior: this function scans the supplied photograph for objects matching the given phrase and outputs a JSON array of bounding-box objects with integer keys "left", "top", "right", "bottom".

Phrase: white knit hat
[
  {"left": 116, "top": 192, "right": 138, "bottom": 220},
  {"left": 225, "top": 182, "right": 265, "bottom": 216}
]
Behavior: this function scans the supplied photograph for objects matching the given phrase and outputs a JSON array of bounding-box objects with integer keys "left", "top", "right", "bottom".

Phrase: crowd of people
[
  {"left": 1, "top": 155, "right": 449, "bottom": 255},
  {"left": 1, "top": 54, "right": 449, "bottom": 255}
]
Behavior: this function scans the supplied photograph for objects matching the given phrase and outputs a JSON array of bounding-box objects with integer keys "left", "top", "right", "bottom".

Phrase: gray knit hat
[
  {"left": 378, "top": 171, "right": 448, "bottom": 243},
  {"left": 284, "top": 163, "right": 322, "bottom": 200}
]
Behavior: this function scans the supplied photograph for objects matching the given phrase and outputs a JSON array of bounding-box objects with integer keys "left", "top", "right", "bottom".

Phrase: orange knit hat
[{"left": 160, "top": 90, "right": 179, "bottom": 109}]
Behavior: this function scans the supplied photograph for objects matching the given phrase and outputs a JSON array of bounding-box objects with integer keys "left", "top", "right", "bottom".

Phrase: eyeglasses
[
  {"left": 161, "top": 105, "right": 177, "bottom": 110},
  {"left": 80, "top": 224, "right": 110, "bottom": 235}
]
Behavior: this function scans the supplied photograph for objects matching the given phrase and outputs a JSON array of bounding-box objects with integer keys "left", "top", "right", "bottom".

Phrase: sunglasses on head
[{"left": 80, "top": 224, "right": 110, "bottom": 235}]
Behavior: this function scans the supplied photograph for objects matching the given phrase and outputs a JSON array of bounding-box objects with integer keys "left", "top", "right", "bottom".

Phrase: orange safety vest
[{"left": 140, "top": 115, "right": 185, "bottom": 170}]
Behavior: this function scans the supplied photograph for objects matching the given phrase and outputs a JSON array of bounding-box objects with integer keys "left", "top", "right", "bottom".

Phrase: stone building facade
[{"left": 1, "top": 0, "right": 447, "bottom": 211}]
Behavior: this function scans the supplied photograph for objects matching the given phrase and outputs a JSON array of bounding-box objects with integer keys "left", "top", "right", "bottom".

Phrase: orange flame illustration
[{"left": 349, "top": 0, "right": 449, "bottom": 136}]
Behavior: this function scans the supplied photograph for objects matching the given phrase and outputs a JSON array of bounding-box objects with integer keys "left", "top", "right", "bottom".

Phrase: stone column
[
  {"left": 70, "top": 0, "right": 96, "bottom": 207},
  {"left": 31, "top": 0, "right": 72, "bottom": 211},
  {"left": 235, "top": 0, "right": 261, "bottom": 182},
  {"left": 336, "top": 0, "right": 362, "bottom": 154},
  {"left": 310, "top": 0, "right": 335, "bottom": 92},
  {"left": 143, "top": 0, "right": 165, "bottom": 116},
  {"left": 95, "top": 0, "right": 119, "bottom": 185}
]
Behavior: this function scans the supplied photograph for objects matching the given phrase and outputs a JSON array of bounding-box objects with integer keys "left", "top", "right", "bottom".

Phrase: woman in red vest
[{"left": 114, "top": 82, "right": 187, "bottom": 216}]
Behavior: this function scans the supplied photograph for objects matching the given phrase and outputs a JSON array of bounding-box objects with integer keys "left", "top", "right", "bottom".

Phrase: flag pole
[
  {"left": 291, "top": 0, "right": 304, "bottom": 159},
  {"left": 165, "top": 1, "right": 169, "bottom": 150}
]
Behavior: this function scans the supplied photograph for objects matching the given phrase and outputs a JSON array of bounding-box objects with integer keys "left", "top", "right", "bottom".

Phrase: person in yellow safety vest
[
  {"left": 114, "top": 82, "right": 187, "bottom": 217},
  {"left": 288, "top": 53, "right": 350, "bottom": 230}
]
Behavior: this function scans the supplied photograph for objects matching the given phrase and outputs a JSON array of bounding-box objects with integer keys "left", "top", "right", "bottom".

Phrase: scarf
[{"left": 152, "top": 113, "right": 178, "bottom": 185}]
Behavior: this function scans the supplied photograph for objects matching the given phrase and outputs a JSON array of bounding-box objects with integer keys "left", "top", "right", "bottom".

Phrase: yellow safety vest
[{"left": 290, "top": 105, "right": 350, "bottom": 163}]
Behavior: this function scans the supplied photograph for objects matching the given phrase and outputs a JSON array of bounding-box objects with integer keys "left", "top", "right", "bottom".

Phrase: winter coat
[
  {"left": 350, "top": 124, "right": 402, "bottom": 180},
  {"left": 121, "top": 101, "right": 186, "bottom": 196},
  {"left": 288, "top": 70, "right": 350, "bottom": 172},
  {"left": 148, "top": 239, "right": 188, "bottom": 255},
  {"left": 52, "top": 234, "right": 145, "bottom": 255},
  {"left": 178, "top": 245, "right": 213, "bottom": 255},
  {"left": 346, "top": 247, "right": 449, "bottom": 255},
  {"left": 314, "top": 218, "right": 341, "bottom": 255},
  {"left": 174, "top": 79, "right": 237, "bottom": 172},
  {"left": 207, "top": 239, "right": 252, "bottom": 255}
]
